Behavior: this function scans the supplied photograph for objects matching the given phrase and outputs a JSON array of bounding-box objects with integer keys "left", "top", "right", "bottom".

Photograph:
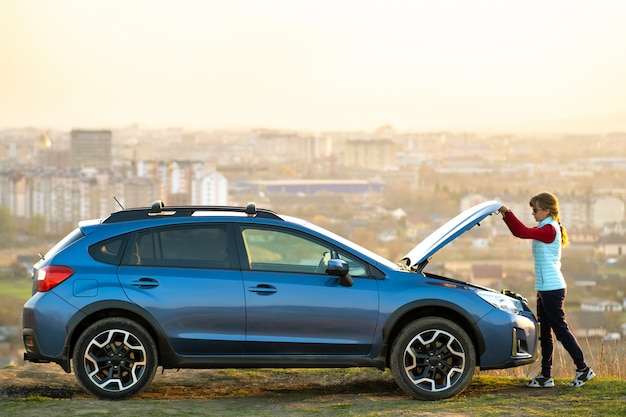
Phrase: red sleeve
[{"left": 502, "top": 211, "right": 556, "bottom": 244}]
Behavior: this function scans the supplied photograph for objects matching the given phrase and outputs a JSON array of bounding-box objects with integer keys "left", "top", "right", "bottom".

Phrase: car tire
[
  {"left": 390, "top": 317, "right": 476, "bottom": 400},
  {"left": 72, "top": 317, "right": 158, "bottom": 400}
]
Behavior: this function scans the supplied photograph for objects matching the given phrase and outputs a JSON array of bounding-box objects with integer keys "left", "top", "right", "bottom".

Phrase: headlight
[{"left": 477, "top": 290, "right": 523, "bottom": 315}]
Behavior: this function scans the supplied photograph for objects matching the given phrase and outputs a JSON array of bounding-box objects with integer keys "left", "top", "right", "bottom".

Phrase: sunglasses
[{"left": 532, "top": 207, "right": 546, "bottom": 214}]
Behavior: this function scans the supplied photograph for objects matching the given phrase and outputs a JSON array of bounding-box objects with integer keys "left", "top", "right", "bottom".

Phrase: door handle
[
  {"left": 130, "top": 277, "right": 160, "bottom": 289},
  {"left": 248, "top": 284, "right": 277, "bottom": 295}
]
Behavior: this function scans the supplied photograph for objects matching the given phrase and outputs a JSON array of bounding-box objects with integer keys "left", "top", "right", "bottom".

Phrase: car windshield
[{"left": 282, "top": 215, "right": 401, "bottom": 271}]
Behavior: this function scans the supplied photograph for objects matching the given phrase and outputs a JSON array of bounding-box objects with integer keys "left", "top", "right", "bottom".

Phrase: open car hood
[{"left": 401, "top": 200, "right": 501, "bottom": 270}]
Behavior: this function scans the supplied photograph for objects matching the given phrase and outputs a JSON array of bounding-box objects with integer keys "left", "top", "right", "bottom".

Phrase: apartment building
[
  {"left": 71, "top": 129, "right": 112, "bottom": 170},
  {"left": 344, "top": 139, "right": 396, "bottom": 170}
]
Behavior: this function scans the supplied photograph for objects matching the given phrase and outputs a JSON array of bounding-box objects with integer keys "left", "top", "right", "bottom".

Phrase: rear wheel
[
  {"left": 73, "top": 317, "right": 157, "bottom": 400},
  {"left": 390, "top": 317, "right": 476, "bottom": 400}
]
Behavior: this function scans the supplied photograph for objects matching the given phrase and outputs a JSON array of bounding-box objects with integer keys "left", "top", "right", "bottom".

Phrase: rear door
[
  {"left": 117, "top": 223, "right": 246, "bottom": 355},
  {"left": 238, "top": 225, "right": 380, "bottom": 356}
]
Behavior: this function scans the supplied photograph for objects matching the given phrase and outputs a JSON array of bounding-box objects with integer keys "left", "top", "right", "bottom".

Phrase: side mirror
[{"left": 326, "top": 259, "right": 354, "bottom": 287}]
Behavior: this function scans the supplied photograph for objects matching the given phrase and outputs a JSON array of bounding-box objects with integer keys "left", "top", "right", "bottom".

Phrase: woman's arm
[{"left": 501, "top": 209, "right": 556, "bottom": 243}]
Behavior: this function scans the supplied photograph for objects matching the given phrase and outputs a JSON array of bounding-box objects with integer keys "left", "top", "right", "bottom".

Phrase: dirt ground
[
  {"left": 0, "top": 364, "right": 476, "bottom": 417},
  {"left": 0, "top": 362, "right": 406, "bottom": 401},
  {"left": 3, "top": 362, "right": 626, "bottom": 417}
]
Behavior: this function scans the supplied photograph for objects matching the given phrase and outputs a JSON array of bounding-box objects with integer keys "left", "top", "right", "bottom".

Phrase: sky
[{"left": 1, "top": 0, "right": 626, "bottom": 133}]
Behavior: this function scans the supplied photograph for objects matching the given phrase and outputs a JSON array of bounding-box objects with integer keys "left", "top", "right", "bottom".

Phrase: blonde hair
[{"left": 529, "top": 192, "right": 569, "bottom": 247}]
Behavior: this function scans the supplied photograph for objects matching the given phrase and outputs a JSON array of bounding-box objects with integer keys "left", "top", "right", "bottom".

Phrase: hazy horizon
[{"left": 2, "top": 1, "right": 626, "bottom": 134}]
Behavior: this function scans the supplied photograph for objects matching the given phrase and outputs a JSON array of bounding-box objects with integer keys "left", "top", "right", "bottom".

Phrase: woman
[{"left": 499, "top": 192, "right": 595, "bottom": 388}]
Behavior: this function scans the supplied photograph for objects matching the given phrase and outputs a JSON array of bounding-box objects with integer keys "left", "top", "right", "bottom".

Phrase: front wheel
[
  {"left": 390, "top": 317, "right": 476, "bottom": 400},
  {"left": 73, "top": 317, "right": 158, "bottom": 400}
]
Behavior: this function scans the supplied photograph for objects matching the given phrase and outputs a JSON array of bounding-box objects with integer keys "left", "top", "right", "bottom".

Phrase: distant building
[
  {"left": 591, "top": 196, "right": 624, "bottom": 229},
  {"left": 245, "top": 179, "right": 386, "bottom": 195},
  {"left": 35, "top": 130, "right": 71, "bottom": 168},
  {"left": 255, "top": 131, "right": 326, "bottom": 162},
  {"left": 191, "top": 164, "right": 228, "bottom": 206},
  {"left": 0, "top": 141, "right": 34, "bottom": 168},
  {"left": 595, "top": 234, "right": 626, "bottom": 257},
  {"left": 470, "top": 264, "right": 503, "bottom": 289},
  {"left": 570, "top": 311, "right": 606, "bottom": 339},
  {"left": 560, "top": 195, "right": 590, "bottom": 228},
  {"left": 71, "top": 129, "right": 112, "bottom": 169},
  {"left": 344, "top": 139, "right": 396, "bottom": 170},
  {"left": 581, "top": 298, "right": 623, "bottom": 313},
  {"left": 134, "top": 160, "right": 228, "bottom": 206}
]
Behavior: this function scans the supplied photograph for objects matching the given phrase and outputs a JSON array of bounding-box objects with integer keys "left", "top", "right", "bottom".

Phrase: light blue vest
[{"left": 532, "top": 217, "right": 566, "bottom": 291}]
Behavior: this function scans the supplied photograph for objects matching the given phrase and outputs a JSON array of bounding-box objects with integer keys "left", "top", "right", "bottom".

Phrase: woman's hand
[{"left": 498, "top": 205, "right": 510, "bottom": 215}]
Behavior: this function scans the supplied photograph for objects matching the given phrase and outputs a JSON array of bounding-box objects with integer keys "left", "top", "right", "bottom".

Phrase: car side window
[
  {"left": 124, "top": 224, "right": 231, "bottom": 269},
  {"left": 89, "top": 234, "right": 129, "bottom": 265},
  {"left": 240, "top": 227, "right": 368, "bottom": 276},
  {"left": 335, "top": 251, "right": 368, "bottom": 277}
]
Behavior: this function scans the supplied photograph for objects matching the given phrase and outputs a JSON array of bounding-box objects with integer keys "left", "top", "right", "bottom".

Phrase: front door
[{"left": 239, "top": 226, "right": 379, "bottom": 356}]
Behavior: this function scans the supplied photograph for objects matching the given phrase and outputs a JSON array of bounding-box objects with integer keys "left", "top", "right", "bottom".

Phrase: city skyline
[{"left": 1, "top": 1, "right": 626, "bottom": 134}]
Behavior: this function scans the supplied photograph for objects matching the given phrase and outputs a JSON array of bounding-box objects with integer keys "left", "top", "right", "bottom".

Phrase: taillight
[{"left": 37, "top": 265, "right": 74, "bottom": 292}]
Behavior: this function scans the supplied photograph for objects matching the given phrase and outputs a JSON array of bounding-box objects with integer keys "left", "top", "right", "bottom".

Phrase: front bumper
[{"left": 476, "top": 309, "right": 539, "bottom": 370}]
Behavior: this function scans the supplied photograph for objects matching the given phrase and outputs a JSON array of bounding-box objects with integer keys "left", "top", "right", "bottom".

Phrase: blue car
[{"left": 22, "top": 200, "right": 538, "bottom": 400}]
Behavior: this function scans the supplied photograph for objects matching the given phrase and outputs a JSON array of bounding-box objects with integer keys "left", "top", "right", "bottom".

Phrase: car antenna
[{"left": 113, "top": 196, "right": 125, "bottom": 210}]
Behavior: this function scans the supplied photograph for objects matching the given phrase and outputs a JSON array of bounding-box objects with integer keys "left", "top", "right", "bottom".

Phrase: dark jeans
[{"left": 537, "top": 289, "right": 587, "bottom": 376}]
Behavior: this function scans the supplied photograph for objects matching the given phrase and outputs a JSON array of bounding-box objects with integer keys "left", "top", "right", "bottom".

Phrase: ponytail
[{"left": 559, "top": 223, "right": 569, "bottom": 248}]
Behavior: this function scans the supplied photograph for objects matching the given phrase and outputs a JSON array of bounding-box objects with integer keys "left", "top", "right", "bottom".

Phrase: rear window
[
  {"left": 123, "top": 224, "right": 231, "bottom": 269},
  {"left": 89, "top": 234, "right": 129, "bottom": 265},
  {"left": 43, "top": 227, "right": 85, "bottom": 261}
]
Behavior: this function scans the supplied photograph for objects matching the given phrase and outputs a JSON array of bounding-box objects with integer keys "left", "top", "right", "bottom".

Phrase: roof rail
[{"left": 103, "top": 201, "right": 281, "bottom": 223}]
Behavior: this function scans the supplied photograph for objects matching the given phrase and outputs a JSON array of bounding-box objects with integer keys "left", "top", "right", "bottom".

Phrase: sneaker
[
  {"left": 525, "top": 374, "right": 554, "bottom": 388},
  {"left": 568, "top": 368, "right": 596, "bottom": 387}
]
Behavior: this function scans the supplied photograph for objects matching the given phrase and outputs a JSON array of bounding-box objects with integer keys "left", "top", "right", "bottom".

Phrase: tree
[
  {"left": 27, "top": 214, "right": 47, "bottom": 238},
  {"left": 0, "top": 206, "right": 16, "bottom": 247}
]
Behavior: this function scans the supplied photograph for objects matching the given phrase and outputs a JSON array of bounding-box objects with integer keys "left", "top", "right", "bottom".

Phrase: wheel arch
[
  {"left": 66, "top": 301, "right": 175, "bottom": 370},
  {"left": 381, "top": 301, "right": 486, "bottom": 367}
]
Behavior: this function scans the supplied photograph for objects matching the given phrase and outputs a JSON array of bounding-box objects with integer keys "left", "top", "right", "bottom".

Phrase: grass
[
  {"left": 0, "top": 277, "right": 32, "bottom": 326},
  {"left": 0, "top": 276, "right": 32, "bottom": 299},
  {"left": 1, "top": 373, "right": 625, "bottom": 417}
]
